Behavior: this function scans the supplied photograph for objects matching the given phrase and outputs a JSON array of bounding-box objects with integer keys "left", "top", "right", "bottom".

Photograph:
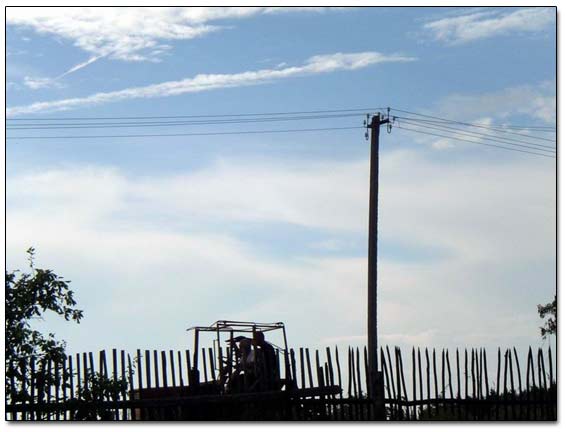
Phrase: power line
[
  {"left": 6, "top": 113, "right": 367, "bottom": 130},
  {"left": 394, "top": 124, "right": 554, "bottom": 159},
  {"left": 6, "top": 107, "right": 385, "bottom": 122},
  {"left": 397, "top": 117, "right": 555, "bottom": 132},
  {"left": 389, "top": 107, "right": 557, "bottom": 131},
  {"left": 396, "top": 118, "right": 555, "bottom": 153},
  {"left": 6, "top": 125, "right": 365, "bottom": 140},
  {"left": 394, "top": 116, "right": 556, "bottom": 144},
  {"left": 486, "top": 125, "right": 555, "bottom": 131},
  {"left": 389, "top": 108, "right": 556, "bottom": 143}
]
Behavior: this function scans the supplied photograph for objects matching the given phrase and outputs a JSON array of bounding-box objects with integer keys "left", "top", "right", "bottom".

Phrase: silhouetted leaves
[
  {"left": 537, "top": 296, "right": 556, "bottom": 339},
  {"left": 6, "top": 248, "right": 83, "bottom": 404}
]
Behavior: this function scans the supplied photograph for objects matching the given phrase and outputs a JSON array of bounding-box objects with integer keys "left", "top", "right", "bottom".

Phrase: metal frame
[
  {"left": 187, "top": 320, "right": 285, "bottom": 334},
  {"left": 186, "top": 320, "right": 288, "bottom": 386}
]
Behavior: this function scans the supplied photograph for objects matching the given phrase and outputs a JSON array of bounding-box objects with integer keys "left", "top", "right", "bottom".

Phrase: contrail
[{"left": 56, "top": 54, "right": 106, "bottom": 79}]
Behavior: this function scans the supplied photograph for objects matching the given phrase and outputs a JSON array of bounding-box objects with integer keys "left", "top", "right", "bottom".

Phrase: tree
[
  {"left": 72, "top": 371, "right": 130, "bottom": 420},
  {"left": 537, "top": 295, "right": 556, "bottom": 339},
  {"left": 5, "top": 248, "right": 83, "bottom": 405}
]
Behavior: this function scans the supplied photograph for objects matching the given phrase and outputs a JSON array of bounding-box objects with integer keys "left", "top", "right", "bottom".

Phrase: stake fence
[{"left": 5, "top": 345, "right": 557, "bottom": 421}]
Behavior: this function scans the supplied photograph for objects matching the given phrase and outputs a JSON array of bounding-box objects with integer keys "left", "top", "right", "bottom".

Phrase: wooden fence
[
  {"left": 5, "top": 345, "right": 556, "bottom": 421},
  {"left": 380, "top": 346, "right": 556, "bottom": 420}
]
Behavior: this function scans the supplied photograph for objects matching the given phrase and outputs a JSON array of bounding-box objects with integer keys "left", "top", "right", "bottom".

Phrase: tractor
[
  {"left": 131, "top": 320, "right": 340, "bottom": 420},
  {"left": 187, "top": 320, "right": 291, "bottom": 395}
]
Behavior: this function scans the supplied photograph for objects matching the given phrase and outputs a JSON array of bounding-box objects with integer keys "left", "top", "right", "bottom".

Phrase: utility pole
[{"left": 367, "top": 112, "right": 389, "bottom": 407}]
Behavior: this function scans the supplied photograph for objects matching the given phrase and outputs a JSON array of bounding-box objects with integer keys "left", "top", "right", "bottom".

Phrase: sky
[{"left": 4, "top": 5, "right": 557, "bottom": 390}]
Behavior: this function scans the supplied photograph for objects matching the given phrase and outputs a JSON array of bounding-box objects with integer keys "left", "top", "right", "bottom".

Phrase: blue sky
[{"left": 5, "top": 6, "right": 556, "bottom": 384}]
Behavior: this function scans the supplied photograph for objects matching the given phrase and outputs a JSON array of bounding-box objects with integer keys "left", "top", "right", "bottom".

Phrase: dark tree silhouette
[
  {"left": 537, "top": 295, "right": 556, "bottom": 339},
  {"left": 5, "top": 247, "right": 83, "bottom": 405}
]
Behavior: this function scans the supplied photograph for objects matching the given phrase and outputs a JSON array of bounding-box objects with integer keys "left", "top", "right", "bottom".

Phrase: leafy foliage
[
  {"left": 537, "top": 295, "right": 556, "bottom": 339},
  {"left": 72, "top": 372, "right": 130, "bottom": 420},
  {"left": 5, "top": 248, "right": 83, "bottom": 404}
]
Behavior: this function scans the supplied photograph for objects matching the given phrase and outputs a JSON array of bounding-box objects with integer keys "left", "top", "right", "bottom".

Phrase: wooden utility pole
[{"left": 367, "top": 112, "right": 389, "bottom": 403}]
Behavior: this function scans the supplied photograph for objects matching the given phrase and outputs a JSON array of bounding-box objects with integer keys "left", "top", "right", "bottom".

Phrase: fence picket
[
  {"left": 185, "top": 350, "right": 192, "bottom": 387},
  {"left": 60, "top": 356, "right": 69, "bottom": 420},
  {"left": 112, "top": 349, "right": 118, "bottom": 420},
  {"left": 482, "top": 349, "right": 488, "bottom": 399},
  {"left": 52, "top": 359, "right": 59, "bottom": 420},
  {"left": 539, "top": 348, "right": 547, "bottom": 389},
  {"left": 334, "top": 346, "right": 344, "bottom": 420},
  {"left": 418, "top": 348, "right": 423, "bottom": 402},
  {"left": 412, "top": 347, "right": 416, "bottom": 420},
  {"left": 75, "top": 354, "right": 81, "bottom": 401},
  {"left": 169, "top": 351, "right": 176, "bottom": 388},
  {"left": 145, "top": 351, "right": 152, "bottom": 388},
  {"left": 398, "top": 348, "right": 408, "bottom": 418},
  {"left": 509, "top": 349, "right": 516, "bottom": 419},
  {"left": 513, "top": 348, "right": 521, "bottom": 394},
  {"left": 386, "top": 346, "right": 396, "bottom": 400},
  {"left": 326, "top": 347, "right": 335, "bottom": 390},
  {"left": 5, "top": 344, "right": 558, "bottom": 421},
  {"left": 471, "top": 349, "right": 476, "bottom": 400},
  {"left": 136, "top": 350, "right": 143, "bottom": 391},
  {"left": 83, "top": 352, "right": 89, "bottom": 399},
  {"left": 153, "top": 350, "right": 160, "bottom": 388},
  {"left": 299, "top": 348, "right": 306, "bottom": 389},
  {"left": 121, "top": 350, "right": 127, "bottom": 420},
  {"left": 457, "top": 349, "right": 462, "bottom": 419},
  {"left": 347, "top": 348, "right": 354, "bottom": 419},
  {"left": 177, "top": 351, "right": 184, "bottom": 387},
  {"left": 68, "top": 355, "right": 75, "bottom": 404},
  {"left": 161, "top": 351, "right": 168, "bottom": 388},
  {"left": 446, "top": 350, "right": 456, "bottom": 419},
  {"left": 441, "top": 349, "right": 446, "bottom": 399},
  {"left": 201, "top": 348, "right": 208, "bottom": 383},
  {"left": 477, "top": 349, "right": 483, "bottom": 399},
  {"left": 503, "top": 350, "right": 509, "bottom": 420},
  {"left": 356, "top": 348, "right": 363, "bottom": 419},
  {"left": 208, "top": 348, "right": 215, "bottom": 383},
  {"left": 305, "top": 348, "right": 314, "bottom": 389},
  {"left": 538, "top": 348, "right": 547, "bottom": 419},
  {"left": 425, "top": 348, "right": 431, "bottom": 418},
  {"left": 381, "top": 348, "right": 392, "bottom": 400},
  {"left": 526, "top": 347, "right": 532, "bottom": 419},
  {"left": 464, "top": 349, "right": 468, "bottom": 400},
  {"left": 290, "top": 349, "right": 298, "bottom": 389}
]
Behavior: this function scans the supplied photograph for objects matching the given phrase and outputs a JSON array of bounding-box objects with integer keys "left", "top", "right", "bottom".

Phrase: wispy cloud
[
  {"left": 7, "top": 7, "right": 344, "bottom": 83},
  {"left": 434, "top": 81, "right": 556, "bottom": 125},
  {"left": 397, "top": 81, "right": 556, "bottom": 152},
  {"left": 422, "top": 7, "right": 554, "bottom": 45},
  {"left": 20, "top": 54, "right": 106, "bottom": 91},
  {"left": 6, "top": 7, "right": 341, "bottom": 63},
  {"left": 7, "top": 51, "right": 416, "bottom": 116},
  {"left": 23, "top": 76, "right": 63, "bottom": 90}
]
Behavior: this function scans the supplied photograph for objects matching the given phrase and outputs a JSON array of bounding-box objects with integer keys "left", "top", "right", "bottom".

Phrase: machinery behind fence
[{"left": 6, "top": 342, "right": 557, "bottom": 421}]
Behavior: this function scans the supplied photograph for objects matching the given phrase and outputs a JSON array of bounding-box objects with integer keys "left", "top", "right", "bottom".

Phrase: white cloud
[
  {"left": 434, "top": 82, "right": 556, "bottom": 125},
  {"left": 23, "top": 76, "right": 63, "bottom": 90},
  {"left": 6, "top": 147, "right": 555, "bottom": 355},
  {"left": 423, "top": 7, "right": 554, "bottom": 44},
  {"left": 6, "top": 7, "right": 339, "bottom": 63},
  {"left": 395, "top": 82, "right": 556, "bottom": 153},
  {"left": 427, "top": 117, "right": 491, "bottom": 151},
  {"left": 431, "top": 138, "right": 455, "bottom": 150},
  {"left": 7, "top": 7, "right": 345, "bottom": 84},
  {"left": 7, "top": 51, "right": 416, "bottom": 116},
  {"left": 19, "top": 55, "right": 105, "bottom": 90}
]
